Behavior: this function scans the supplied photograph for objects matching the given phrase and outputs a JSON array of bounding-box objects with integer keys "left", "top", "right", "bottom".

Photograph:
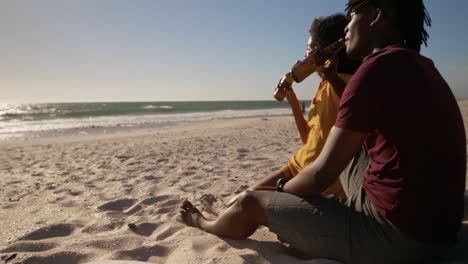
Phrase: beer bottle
[
  {"left": 274, "top": 38, "right": 345, "bottom": 101},
  {"left": 273, "top": 72, "right": 294, "bottom": 101}
]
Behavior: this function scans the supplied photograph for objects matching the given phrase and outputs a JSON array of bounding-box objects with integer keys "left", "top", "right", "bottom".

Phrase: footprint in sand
[
  {"left": 194, "top": 182, "right": 211, "bottom": 191},
  {"left": 139, "top": 195, "right": 179, "bottom": 206},
  {"left": 19, "top": 251, "right": 91, "bottom": 264},
  {"left": 140, "top": 195, "right": 181, "bottom": 216},
  {"left": 124, "top": 204, "right": 144, "bottom": 215},
  {"left": 152, "top": 206, "right": 174, "bottom": 215},
  {"left": 127, "top": 222, "right": 159, "bottom": 237},
  {"left": 143, "top": 175, "right": 159, "bottom": 181},
  {"left": 158, "top": 198, "right": 180, "bottom": 208},
  {"left": 114, "top": 154, "right": 133, "bottom": 162},
  {"left": 237, "top": 154, "right": 248, "bottom": 159},
  {"left": 127, "top": 160, "right": 143, "bottom": 166},
  {"left": 6, "top": 180, "right": 23, "bottom": 185},
  {"left": 192, "top": 175, "right": 204, "bottom": 181},
  {"left": 0, "top": 241, "right": 57, "bottom": 253},
  {"left": 181, "top": 171, "right": 196, "bottom": 176},
  {"left": 31, "top": 172, "right": 44, "bottom": 177},
  {"left": 97, "top": 199, "right": 138, "bottom": 212},
  {"left": 0, "top": 253, "right": 17, "bottom": 263},
  {"left": 84, "top": 182, "right": 97, "bottom": 188},
  {"left": 154, "top": 224, "right": 184, "bottom": 241},
  {"left": 67, "top": 189, "right": 82, "bottom": 196},
  {"left": 18, "top": 223, "right": 76, "bottom": 241},
  {"left": 107, "top": 195, "right": 181, "bottom": 217},
  {"left": 240, "top": 163, "right": 254, "bottom": 169},
  {"left": 53, "top": 188, "right": 67, "bottom": 194},
  {"left": 45, "top": 182, "right": 58, "bottom": 189},
  {"left": 190, "top": 239, "right": 215, "bottom": 253},
  {"left": 60, "top": 200, "right": 78, "bottom": 208},
  {"left": 83, "top": 236, "right": 144, "bottom": 250},
  {"left": 237, "top": 148, "right": 250, "bottom": 154},
  {"left": 113, "top": 244, "right": 170, "bottom": 262},
  {"left": 81, "top": 221, "right": 125, "bottom": 234},
  {"left": 209, "top": 243, "right": 231, "bottom": 254},
  {"left": 156, "top": 157, "right": 169, "bottom": 163}
]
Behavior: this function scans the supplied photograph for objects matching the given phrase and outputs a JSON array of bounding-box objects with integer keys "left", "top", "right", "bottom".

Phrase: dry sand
[{"left": 0, "top": 102, "right": 467, "bottom": 264}]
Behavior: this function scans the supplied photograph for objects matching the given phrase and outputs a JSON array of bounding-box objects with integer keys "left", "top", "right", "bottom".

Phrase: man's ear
[{"left": 369, "top": 8, "right": 383, "bottom": 27}]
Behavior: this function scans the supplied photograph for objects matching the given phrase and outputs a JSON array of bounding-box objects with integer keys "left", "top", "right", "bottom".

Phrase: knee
[
  {"left": 234, "top": 190, "right": 269, "bottom": 229},
  {"left": 235, "top": 190, "right": 260, "bottom": 212}
]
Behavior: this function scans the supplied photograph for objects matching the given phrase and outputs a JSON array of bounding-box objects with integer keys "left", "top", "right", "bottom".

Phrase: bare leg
[
  {"left": 180, "top": 190, "right": 273, "bottom": 239},
  {"left": 226, "top": 170, "right": 285, "bottom": 207}
]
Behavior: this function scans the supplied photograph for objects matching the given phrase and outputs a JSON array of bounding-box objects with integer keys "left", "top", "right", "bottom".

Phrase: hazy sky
[{"left": 1, "top": 0, "right": 467, "bottom": 103}]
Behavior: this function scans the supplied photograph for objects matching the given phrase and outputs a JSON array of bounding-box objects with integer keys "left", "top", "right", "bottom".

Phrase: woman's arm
[{"left": 285, "top": 88, "right": 309, "bottom": 144}]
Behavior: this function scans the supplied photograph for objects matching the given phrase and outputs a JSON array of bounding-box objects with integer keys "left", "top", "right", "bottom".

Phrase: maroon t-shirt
[{"left": 335, "top": 46, "right": 466, "bottom": 243}]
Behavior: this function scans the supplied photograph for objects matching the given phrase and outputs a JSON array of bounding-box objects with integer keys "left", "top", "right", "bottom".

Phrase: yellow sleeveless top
[{"left": 282, "top": 74, "right": 353, "bottom": 197}]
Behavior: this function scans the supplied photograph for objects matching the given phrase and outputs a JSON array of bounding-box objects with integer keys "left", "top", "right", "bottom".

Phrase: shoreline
[
  {"left": 2, "top": 99, "right": 467, "bottom": 144},
  {"left": 0, "top": 108, "right": 293, "bottom": 143},
  {"left": 0, "top": 115, "right": 289, "bottom": 147}
]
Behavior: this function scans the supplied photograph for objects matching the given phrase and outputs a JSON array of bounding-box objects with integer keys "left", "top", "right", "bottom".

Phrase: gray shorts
[{"left": 267, "top": 147, "right": 449, "bottom": 264}]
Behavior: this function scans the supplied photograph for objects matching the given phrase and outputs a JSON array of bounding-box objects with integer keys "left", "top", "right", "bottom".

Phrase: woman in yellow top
[{"left": 251, "top": 13, "right": 361, "bottom": 198}]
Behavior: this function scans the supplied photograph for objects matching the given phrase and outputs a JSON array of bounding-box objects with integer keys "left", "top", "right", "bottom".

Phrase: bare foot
[{"left": 180, "top": 200, "right": 208, "bottom": 229}]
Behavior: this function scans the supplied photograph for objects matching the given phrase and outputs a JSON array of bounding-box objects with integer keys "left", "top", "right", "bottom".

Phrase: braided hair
[{"left": 346, "top": 0, "right": 432, "bottom": 52}]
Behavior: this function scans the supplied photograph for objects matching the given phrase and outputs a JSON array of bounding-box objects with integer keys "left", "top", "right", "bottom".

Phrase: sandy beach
[{"left": 1, "top": 103, "right": 467, "bottom": 264}]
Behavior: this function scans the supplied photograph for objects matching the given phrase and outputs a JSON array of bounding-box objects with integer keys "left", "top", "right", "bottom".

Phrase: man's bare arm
[{"left": 283, "top": 126, "right": 367, "bottom": 197}]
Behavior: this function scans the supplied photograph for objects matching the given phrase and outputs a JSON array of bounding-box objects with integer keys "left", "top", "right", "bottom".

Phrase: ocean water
[{"left": 0, "top": 101, "right": 302, "bottom": 141}]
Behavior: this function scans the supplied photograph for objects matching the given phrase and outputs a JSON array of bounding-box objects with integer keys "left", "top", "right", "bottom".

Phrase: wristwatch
[{"left": 275, "top": 177, "right": 289, "bottom": 192}]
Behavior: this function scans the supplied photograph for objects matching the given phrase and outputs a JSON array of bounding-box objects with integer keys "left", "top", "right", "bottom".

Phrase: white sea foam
[
  {"left": 142, "top": 105, "right": 173, "bottom": 110},
  {"left": 142, "top": 105, "right": 157, "bottom": 109},
  {"left": 159, "top": 105, "right": 173, "bottom": 109},
  {"left": 0, "top": 104, "right": 30, "bottom": 115},
  {"left": 0, "top": 108, "right": 291, "bottom": 141}
]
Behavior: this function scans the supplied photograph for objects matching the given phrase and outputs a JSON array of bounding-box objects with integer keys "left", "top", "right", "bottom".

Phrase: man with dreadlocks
[{"left": 179, "top": 1, "right": 466, "bottom": 263}]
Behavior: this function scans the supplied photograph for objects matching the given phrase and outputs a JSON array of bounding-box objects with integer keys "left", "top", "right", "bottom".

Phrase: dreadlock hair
[
  {"left": 346, "top": 0, "right": 432, "bottom": 52},
  {"left": 309, "top": 13, "right": 361, "bottom": 74}
]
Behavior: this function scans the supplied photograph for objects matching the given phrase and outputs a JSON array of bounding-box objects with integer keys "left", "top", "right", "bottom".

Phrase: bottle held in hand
[
  {"left": 291, "top": 38, "right": 345, "bottom": 83},
  {"left": 273, "top": 38, "right": 345, "bottom": 101},
  {"left": 273, "top": 72, "right": 294, "bottom": 101}
]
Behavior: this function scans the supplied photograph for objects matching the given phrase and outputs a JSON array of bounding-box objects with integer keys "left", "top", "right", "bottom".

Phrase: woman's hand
[
  {"left": 317, "top": 56, "right": 339, "bottom": 82},
  {"left": 317, "top": 56, "right": 347, "bottom": 98}
]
